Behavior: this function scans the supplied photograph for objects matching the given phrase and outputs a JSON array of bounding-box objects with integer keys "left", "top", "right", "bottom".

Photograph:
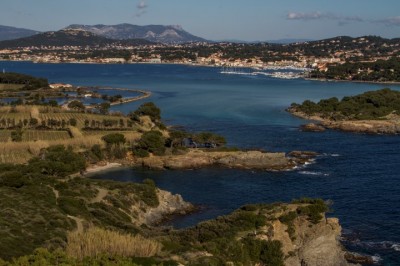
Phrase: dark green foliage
[
  {"left": 192, "top": 132, "right": 226, "bottom": 147},
  {"left": 171, "top": 204, "right": 285, "bottom": 265},
  {"left": 27, "top": 145, "right": 86, "bottom": 177},
  {"left": 131, "top": 102, "right": 161, "bottom": 121},
  {"left": 101, "top": 133, "right": 126, "bottom": 145},
  {"left": 292, "top": 198, "right": 329, "bottom": 224},
  {"left": 292, "top": 88, "right": 400, "bottom": 120},
  {"left": 311, "top": 57, "right": 400, "bottom": 82},
  {"left": 0, "top": 72, "right": 48, "bottom": 90},
  {"left": 69, "top": 118, "right": 77, "bottom": 127},
  {"left": 90, "top": 144, "right": 103, "bottom": 160},
  {"left": 58, "top": 196, "right": 90, "bottom": 218},
  {"left": 97, "top": 102, "right": 111, "bottom": 115},
  {"left": 135, "top": 130, "right": 166, "bottom": 156},
  {"left": 67, "top": 100, "right": 85, "bottom": 111},
  {"left": 10, "top": 128, "right": 23, "bottom": 142},
  {"left": 0, "top": 171, "right": 30, "bottom": 188},
  {"left": 133, "top": 148, "right": 150, "bottom": 158},
  {"left": 101, "top": 133, "right": 127, "bottom": 159}
]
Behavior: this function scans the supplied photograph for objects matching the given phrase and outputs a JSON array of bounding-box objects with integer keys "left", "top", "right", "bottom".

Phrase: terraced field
[{"left": 22, "top": 130, "right": 71, "bottom": 141}]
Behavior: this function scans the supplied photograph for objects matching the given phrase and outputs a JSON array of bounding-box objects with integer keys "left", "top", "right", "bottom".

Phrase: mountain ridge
[
  {"left": 0, "top": 29, "right": 152, "bottom": 49},
  {"left": 64, "top": 23, "right": 207, "bottom": 44},
  {"left": 0, "top": 25, "right": 40, "bottom": 41}
]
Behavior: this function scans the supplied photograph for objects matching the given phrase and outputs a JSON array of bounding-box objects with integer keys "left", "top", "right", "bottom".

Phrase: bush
[
  {"left": 136, "top": 130, "right": 166, "bottom": 156},
  {"left": 131, "top": 102, "right": 161, "bottom": 122}
]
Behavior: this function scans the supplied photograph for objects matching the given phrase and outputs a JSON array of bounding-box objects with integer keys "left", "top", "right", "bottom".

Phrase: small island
[{"left": 288, "top": 88, "right": 400, "bottom": 134}]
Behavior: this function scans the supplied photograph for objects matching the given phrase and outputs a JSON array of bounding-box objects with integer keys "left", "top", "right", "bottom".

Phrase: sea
[{"left": 2, "top": 61, "right": 400, "bottom": 265}]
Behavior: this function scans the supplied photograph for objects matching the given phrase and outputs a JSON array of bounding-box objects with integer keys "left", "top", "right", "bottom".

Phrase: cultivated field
[{"left": 0, "top": 105, "right": 143, "bottom": 163}]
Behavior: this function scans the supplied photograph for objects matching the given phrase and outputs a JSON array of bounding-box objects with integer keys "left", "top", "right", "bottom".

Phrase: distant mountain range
[
  {"left": 0, "top": 25, "right": 40, "bottom": 41},
  {"left": 0, "top": 29, "right": 152, "bottom": 49},
  {"left": 65, "top": 24, "right": 207, "bottom": 44}
]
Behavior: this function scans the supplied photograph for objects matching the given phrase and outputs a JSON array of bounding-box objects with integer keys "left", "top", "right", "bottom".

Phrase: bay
[{"left": 1, "top": 61, "right": 400, "bottom": 265}]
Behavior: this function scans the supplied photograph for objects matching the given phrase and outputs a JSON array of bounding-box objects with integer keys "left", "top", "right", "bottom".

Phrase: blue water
[{"left": 2, "top": 61, "right": 400, "bottom": 265}]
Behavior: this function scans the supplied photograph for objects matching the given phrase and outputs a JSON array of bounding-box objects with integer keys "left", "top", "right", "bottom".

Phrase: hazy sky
[{"left": 1, "top": 0, "right": 400, "bottom": 41}]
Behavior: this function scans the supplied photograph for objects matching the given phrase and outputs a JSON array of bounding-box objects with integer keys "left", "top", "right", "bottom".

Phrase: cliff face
[
  {"left": 260, "top": 204, "right": 353, "bottom": 266},
  {"left": 134, "top": 150, "right": 315, "bottom": 171}
]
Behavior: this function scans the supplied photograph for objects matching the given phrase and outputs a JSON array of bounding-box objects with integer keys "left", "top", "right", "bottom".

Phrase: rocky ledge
[
  {"left": 133, "top": 149, "right": 317, "bottom": 171},
  {"left": 289, "top": 109, "right": 400, "bottom": 134}
]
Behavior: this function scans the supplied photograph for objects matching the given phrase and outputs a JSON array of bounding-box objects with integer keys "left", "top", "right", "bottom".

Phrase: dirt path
[
  {"left": 91, "top": 188, "right": 108, "bottom": 203},
  {"left": 48, "top": 186, "right": 59, "bottom": 203},
  {"left": 67, "top": 215, "right": 84, "bottom": 233}
]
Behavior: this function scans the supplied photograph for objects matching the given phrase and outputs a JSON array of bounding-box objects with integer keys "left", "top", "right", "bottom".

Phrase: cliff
[
  {"left": 169, "top": 200, "right": 356, "bottom": 266},
  {"left": 269, "top": 205, "right": 353, "bottom": 266},
  {"left": 133, "top": 149, "right": 316, "bottom": 171}
]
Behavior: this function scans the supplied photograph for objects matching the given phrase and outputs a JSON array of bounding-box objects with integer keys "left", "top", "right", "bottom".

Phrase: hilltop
[
  {"left": 65, "top": 23, "right": 207, "bottom": 44},
  {"left": 0, "top": 25, "right": 39, "bottom": 41},
  {"left": 0, "top": 29, "right": 152, "bottom": 49}
]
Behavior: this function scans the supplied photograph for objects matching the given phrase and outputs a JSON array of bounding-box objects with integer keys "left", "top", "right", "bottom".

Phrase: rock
[
  {"left": 345, "top": 252, "right": 375, "bottom": 265},
  {"left": 136, "top": 189, "right": 195, "bottom": 226},
  {"left": 268, "top": 206, "right": 355, "bottom": 266},
  {"left": 133, "top": 150, "right": 313, "bottom": 171},
  {"left": 300, "top": 123, "right": 326, "bottom": 132}
]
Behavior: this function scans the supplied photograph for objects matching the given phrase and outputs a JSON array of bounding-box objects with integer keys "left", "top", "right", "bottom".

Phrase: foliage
[
  {"left": 0, "top": 72, "right": 48, "bottom": 90},
  {"left": 10, "top": 128, "right": 23, "bottom": 142},
  {"left": 135, "top": 130, "right": 166, "bottom": 156},
  {"left": 101, "top": 133, "right": 127, "bottom": 159},
  {"left": 27, "top": 145, "right": 86, "bottom": 177},
  {"left": 131, "top": 102, "right": 161, "bottom": 121},
  {"left": 311, "top": 57, "right": 400, "bottom": 82},
  {"left": 68, "top": 100, "right": 85, "bottom": 112},
  {"left": 292, "top": 198, "right": 329, "bottom": 224},
  {"left": 291, "top": 88, "right": 400, "bottom": 120}
]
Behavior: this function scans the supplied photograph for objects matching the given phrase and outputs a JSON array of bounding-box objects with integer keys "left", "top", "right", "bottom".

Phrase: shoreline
[
  {"left": 288, "top": 108, "right": 400, "bottom": 135},
  {"left": 3, "top": 59, "right": 400, "bottom": 85}
]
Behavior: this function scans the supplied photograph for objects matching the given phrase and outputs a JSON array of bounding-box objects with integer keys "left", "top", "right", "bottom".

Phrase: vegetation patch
[{"left": 290, "top": 88, "right": 400, "bottom": 120}]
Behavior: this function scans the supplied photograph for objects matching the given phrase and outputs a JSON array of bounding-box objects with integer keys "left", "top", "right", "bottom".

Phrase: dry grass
[
  {"left": 69, "top": 126, "right": 83, "bottom": 138},
  {"left": 30, "top": 106, "right": 40, "bottom": 120},
  {"left": 66, "top": 227, "right": 161, "bottom": 260}
]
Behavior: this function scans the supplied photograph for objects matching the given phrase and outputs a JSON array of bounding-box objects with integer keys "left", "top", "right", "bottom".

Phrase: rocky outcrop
[
  {"left": 139, "top": 189, "right": 194, "bottom": 225},
  {"left": 133, "top": 150, "right": 316, "bottom": 171},
  {"left": 301, "top": 123, "right": 326, "bottom": 132},
  {"left": 289, "top": 109, "right": 400, "bottom": 134},
  {"left": 258, "top": 204, "right": 355, "bottom": 266}
]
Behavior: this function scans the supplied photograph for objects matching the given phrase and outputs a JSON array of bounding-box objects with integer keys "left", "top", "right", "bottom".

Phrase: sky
[{"left": 1, "top": 0, "right": 400, "bottom": 41}]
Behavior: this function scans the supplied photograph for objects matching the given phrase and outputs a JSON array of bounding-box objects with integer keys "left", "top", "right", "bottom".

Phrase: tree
[
  {"left": 97, "top": 102, "right": 111, "bottom": 115},
  {"left": 135, "top": 130, "right": 166, "bottom": 156},
  {"left": 101, "top": 133, "right": 127, "bottom": 159},
  {"left": 131, "top": 102, "right": 161, "bottom": 122},
  {"left": 27, "top": 145, "right": 86, "bottom": 177},
  {"left": 68, "top": 100, "right": 85, "bottom": 112}
]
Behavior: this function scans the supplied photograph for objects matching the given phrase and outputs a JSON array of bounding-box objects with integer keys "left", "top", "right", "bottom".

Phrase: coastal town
[{"left": 0, "top": 30, "right": 399, "bottom": 81}]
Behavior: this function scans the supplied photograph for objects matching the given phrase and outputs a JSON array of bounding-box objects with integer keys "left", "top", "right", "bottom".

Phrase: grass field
[{"left": 0, "top": 83, "right": 24, "bottom": 91}]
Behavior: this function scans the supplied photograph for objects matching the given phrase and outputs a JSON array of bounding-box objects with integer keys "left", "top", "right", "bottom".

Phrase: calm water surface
[{"left": 2, "top": 61, "right": 400, "bottom": 265}]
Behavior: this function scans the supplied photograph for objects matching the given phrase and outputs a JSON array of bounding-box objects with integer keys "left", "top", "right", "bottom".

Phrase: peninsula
[{"left": 288, "top": 88, "right": 400, "bottom": 134}]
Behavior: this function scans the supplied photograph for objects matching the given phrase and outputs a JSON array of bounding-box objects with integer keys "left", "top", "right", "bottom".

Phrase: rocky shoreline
[
  {"left": 289, "top": 108, "right": 400, "bottom": 134},
  {"left": 131, "top": 149, "right": 317, "bottom": 171}
]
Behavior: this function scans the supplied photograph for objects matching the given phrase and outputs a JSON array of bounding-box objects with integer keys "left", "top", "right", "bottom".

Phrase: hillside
[
  {"left": 0, "top": 29, "right": 151, "bottom": 49},
  {"left": 0, "top": 25, "right": 39, "bottom": 41},
  {"left": 65, "top": 23, "right": 207, "bottom": 44}
]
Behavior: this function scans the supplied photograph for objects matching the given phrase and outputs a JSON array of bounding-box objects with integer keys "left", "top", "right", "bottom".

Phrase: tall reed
[{"left": 66, "top": 227, "right": 161, "bottom": 260}]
